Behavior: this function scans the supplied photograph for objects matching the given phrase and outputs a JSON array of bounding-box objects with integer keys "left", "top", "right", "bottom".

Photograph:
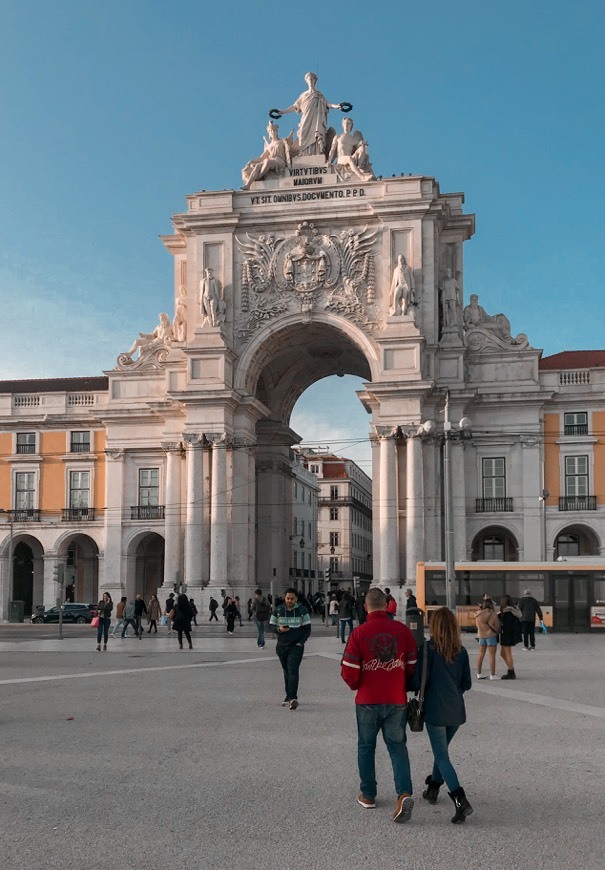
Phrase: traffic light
[
  {"left": 52, "top": 564, "right": 65, "bottom": 585},
  {"left": 325, "top": 568, "right": 331, "bottom": 586}
]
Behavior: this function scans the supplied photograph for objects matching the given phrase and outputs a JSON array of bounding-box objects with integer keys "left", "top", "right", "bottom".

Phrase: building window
[
  {"left": 293, "top": 550, "right": 298, "bottom": 569},
  {"left": 565, "top": 455, "right": 588, "bottom": 496},
  {"left": 69, "top": 471, "right": 90, "bottom": 508},
  {"left": 330, "top": 532, "right": 340, "bottom": 547},
  {"left": 555, "top": 533, "right": 580, "bottom": 558},
  {"left": 310, "top": 464, "right": 319, "bottom": 474},
  {"left": 329, "top": 557, "right": 339, "bottom": 574},
  {"left": 330, "top": 485, "right": 339, "bottom": 500},
  {"left": 16, "top": 433, "right": 36, "bottom": 454},
  {"left": 70, "top": 431, "right": 91, "bottom": 453},
  {"left": 139, "top": 468, "right": 159, "bottom": 506},
  {"left": 15, "top": 472, "right": 35, "bottom": 509},
  {"left": 293, "top": 517, "right": 297, "bottom": 535},
  {"left": 483, "top": 534, "right": 505, "bottom": 560},
  {"left": 330, "top": 507, "right": 339, "bottom": 521},
  {"left": 564, "top": 412, "right": 588, "bottom": 436},
  {"left": 308, "top": 522, "right": 312, "bottom": 539},
  {"left": 294, "top": 482, "right": 298, "bottom": 499},
  {"left": 482, "top": 458, "right": 506, "bottom": 498}
]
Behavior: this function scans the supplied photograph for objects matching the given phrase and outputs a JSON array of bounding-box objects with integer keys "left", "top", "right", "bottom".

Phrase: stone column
[
  {"left": 103, "top": 449, "right": 126, "bottom": 597},
  {"left": 521, "top": 436, "right": 542, "bottom": 560},
  {"left": 231, "top": 438, "right": 255, "bottom": 587},
  {"left": 209, "top": 433, "right": 229, "bottom": 588},
  {"left": 377, "top": 427, "right": 399, "bottom": 586},
  {"left": 450, "top": 439, "right": 468, "bottom": 560},
  {"left": 406, "top": 431, "right": 425, "bottom": 583},
  {"left": 183, "top": 434, "right": 203, "bottom": 590},
  {"left": 162, "top": 442, "right": 183, "bottom": 591}
]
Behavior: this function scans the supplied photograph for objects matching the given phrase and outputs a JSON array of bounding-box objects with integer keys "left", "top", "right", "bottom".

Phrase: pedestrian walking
[
  {"left": 410, "top": 607, "right": 473, "bottom": 824},
  {"left": 224, "top": 597, "right": 237, "bottom": 634},
  {"left": 111, "top": 596, "right": 127, "bottom": 638},
  {"left": 405, "top": 588, "right": 418, "bottom": 611},
  {"left": 355, "top": 591, "right": 367, "bottom": 625},
  {"left": 146, "top": 594, "right": 162, "bottom": 633},
  {"left": 270, "top": 588, "right": 311, "bottom": 710},
  {"left": 134, "top": 594, "right": 147, "bottom": 639},
  {"left": 247, "top": 598, "right": 254, "bottom": 621},
  {"left": 169, "top": 594, "right": 193, "bottom": 649},
  {"left": 518, "top": 588, "right": 544, "bottom": 650},
  {"left": 209, "top": 596, "right": 219, "bottom": 622},
  {"left": 340, "top": 587, "right": 417, "bottom": 822},
  {"left": 234, "top": 596, "right": 243, "bottom": 627},
  {"left": 498, "top": 596, "right": 522, "bottom": 679},
  {"left": 329, "top": 595, "right": 339, "bottom": 626},
  {"left": 95, "top": 592, "right": 113, "bottom": 651},
  {"left": 252, "top": 588, "right": 271, "bottom": 648},
  {"left": 165, "top": 593, "right": 175, "bottom": 626},
  {"left": 339, "top": 591, "right": 355, "bottom": 644},
  {"left": 121, "top": 599, "right": 138, "bottom": 638},
  {"left": 385, "top": 587, "right": 397, "bottom": 619},
  {"left": 474, "top": 599, "right": 501, "bottom": 680},
  {"left": 189, "top": 598, "right": 198, "bottom": 626}
]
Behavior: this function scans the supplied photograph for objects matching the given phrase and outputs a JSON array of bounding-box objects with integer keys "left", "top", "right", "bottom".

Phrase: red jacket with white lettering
[{"left": 341, "top": 610, "right": 417, "bottom": 705}]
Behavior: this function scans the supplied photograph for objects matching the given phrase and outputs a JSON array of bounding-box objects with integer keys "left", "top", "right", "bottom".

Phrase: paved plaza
[{"left": 0, "top": 620, "right": 604, "bottom": 870}]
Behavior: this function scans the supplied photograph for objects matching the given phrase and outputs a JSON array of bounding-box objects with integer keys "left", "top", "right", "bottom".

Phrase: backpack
[{"left": 255, "top": 598, "right": 271, "bottom": 621}]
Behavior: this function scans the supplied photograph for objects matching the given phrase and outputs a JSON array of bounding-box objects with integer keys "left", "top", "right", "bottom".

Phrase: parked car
[{"left": 32, "top": 603, "right": 98, "bottom": 624}]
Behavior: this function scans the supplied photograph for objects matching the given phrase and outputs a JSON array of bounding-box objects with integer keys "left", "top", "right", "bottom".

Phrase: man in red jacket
[{"left": 341, "top": 587, "right": 417, "bottom": 822}]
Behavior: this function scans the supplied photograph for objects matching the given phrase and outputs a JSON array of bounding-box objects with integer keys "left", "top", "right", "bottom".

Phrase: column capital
[
  {"left": 205, "top": 432, "right": 229, "bottom": 447},
  {"left": 161, "top": 441, "right": 184, "bottom": 454},
  {"left": 183, "top": 433, "right": 204, "bottom": 447},
  {"left": 373, "top": 425, "right": 399, "bottom": 441}
]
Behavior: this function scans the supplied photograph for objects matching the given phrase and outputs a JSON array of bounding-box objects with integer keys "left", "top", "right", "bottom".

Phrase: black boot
[
  {"left": 501, "top": 669, "right": 516, "bottom": 680},
  {"left": 422, "top": 775, "right": 443, "bottom": 805},
  {"left": 449, "top": 787, "right": 473, "bottom": 824}
]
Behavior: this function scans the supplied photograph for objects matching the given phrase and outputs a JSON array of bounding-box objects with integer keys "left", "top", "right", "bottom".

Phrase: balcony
[
  {"left": 559, "top": 496, "right": 597, "bottom": 511},
  {"left": 62, "top": 507, "right": 96, "bottom": 522},
  {"left": 70, "top": 442, "right": 91, "bottom": 453},
  {"left": 16, "top": 443, "right": 36, "bottom": 454},
  {"left": 130, "top": 505, "right": 165, "bottom": 520},
  {"left": 8, "top": 509, "right": 40, "bottom": 522},
  {"left": 563, "top": 424, "right": 589, "bottom": 436},
  {"left": 475, "top": 497, "right": 514, "bottom": 513}
]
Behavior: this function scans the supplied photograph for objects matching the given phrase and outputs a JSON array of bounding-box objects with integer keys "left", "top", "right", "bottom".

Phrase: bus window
[
  {"left": 506, "top": 576, "right": 545, "bottom": 603},
  {"left": 425, "top": 572, "right": 446, "bottom": 604},
  {"left": 594, "top": 580, "right": 605, "bottom": 605}
]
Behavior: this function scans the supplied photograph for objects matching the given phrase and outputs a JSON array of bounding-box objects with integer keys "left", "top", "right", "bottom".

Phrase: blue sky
[{"left": 1, "top": 1, "right": 604, "bottom": 475}]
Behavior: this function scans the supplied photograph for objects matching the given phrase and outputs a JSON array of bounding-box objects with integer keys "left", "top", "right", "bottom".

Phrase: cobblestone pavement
[{"left": 0, "top": 625, "right": 603, "bottom": 870}]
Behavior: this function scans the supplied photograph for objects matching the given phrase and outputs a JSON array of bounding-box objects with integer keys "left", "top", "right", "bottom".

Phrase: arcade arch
[
  {"left": 11, "top": 535, "right": 44, "bottom": 616},
  {"left": 553, "top": 523, "right": 601, "bottom": 559},
  {"left": 471, "top": 526, "right": 519, "bottom": 562},
  {"left": 56, "top": 534, "right": 99, "bottom": 604}
]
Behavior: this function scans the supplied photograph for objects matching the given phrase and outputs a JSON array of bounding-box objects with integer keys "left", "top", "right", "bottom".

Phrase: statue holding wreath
[{"left": 269, "top": 72, "right": 352, "bottom": 158}]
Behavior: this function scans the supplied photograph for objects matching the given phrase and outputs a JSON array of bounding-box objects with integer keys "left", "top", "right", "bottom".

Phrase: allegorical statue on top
[
  {"left": 242, "top": 122, "right": 292, "bottom": 189},
  {"left": 328, "top": 117, "right": 375, "bottom": 182},
  {"left": 117, "top": 313, "right": 173, "bottom": 370},
  {"left": 270, "top": 71, "right": 351, "bottom": 157}
]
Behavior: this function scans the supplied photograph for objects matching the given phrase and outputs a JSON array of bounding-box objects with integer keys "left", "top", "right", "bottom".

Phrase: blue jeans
[
  {"left": 340, "top": 618, "right": 353, "bottom": 643},
  {"left": 425, "top": 723, "right": 460, "bottom": 792},
  {"left": 276, "top": 643, "right": 304, "bottom": 700},
  {"left": 256, "top": 619, "right": 266, "bottom": 647},
  {"left": 355, "top": 704, "right": 412, "bottom": 799},
  {"left": 96, "top": 617, "right": 110, "bottom": 644}
]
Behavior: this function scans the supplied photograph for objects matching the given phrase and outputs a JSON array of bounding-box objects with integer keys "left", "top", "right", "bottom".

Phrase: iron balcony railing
[
  {"left": 563, "top": 424, "right": 588, "bottom": 436},
  {"left": 70, "top": 441, "right": 91, "bottom": 453},
  {"left": 475, "top": 497, "right": 514, "bottom": 513},
  {"left": 130, "top": 505, "right": 165, "bottom": 520},
  {"left": 62, "top": 507, "right": 96, "bottom": 522},
  {"left": 559, "top": 496, "right": 597, "bottom": 511},
  {"left": 8, "top": 509, "right": 40, "bottom": 522},
  {"left": 16, "top": 443, "right": 36, "bottom": 454}
]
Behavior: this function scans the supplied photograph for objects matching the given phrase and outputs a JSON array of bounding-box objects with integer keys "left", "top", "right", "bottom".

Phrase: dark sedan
[{"left": 32, "top": 603, "right": 97, "bottom": 624}]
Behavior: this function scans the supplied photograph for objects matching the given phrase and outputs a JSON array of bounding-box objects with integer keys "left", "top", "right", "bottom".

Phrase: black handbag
[{"left": 408, "top": 640, "right": 427, "bottom": 733}]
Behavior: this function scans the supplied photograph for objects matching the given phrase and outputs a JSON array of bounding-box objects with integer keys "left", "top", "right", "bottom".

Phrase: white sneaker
[
  {"left": 489, "top": 675, "right": 500, "bottom": 680},
  {"left": 477, "top": 673, "right": 488, "bottom": 680}
]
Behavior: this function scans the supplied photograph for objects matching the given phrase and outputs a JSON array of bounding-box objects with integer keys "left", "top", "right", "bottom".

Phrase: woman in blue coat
[{"left": 409, "top": 607, "right": 473, "bottom": 824}]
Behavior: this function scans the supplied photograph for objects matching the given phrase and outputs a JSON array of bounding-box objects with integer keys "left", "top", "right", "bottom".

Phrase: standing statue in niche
[
  {"left": 200, "top": 268, "right": 224, "bottom": 327},
  {"left": 328, "top": 117, "right": 375, "bottom": 182},
  {"left": 173, "top": 285, "right": 187, "bottom": 342},
  {"left": 440, "top": 268, "right": 460, "bottom": 328},
  {"left": 269, "top": 72, "right": 351, "bottom": 157},
  {"left": 389, "top": 254, "right": 415, "bottom": 316},
  {"left": 242, "top": 122, "right": 292, "bottom": 189}
]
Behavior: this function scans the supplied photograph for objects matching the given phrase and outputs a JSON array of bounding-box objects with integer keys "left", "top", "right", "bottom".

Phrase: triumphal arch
[{"left": 107, "top": 73, "right": 514, "bottom": 601}]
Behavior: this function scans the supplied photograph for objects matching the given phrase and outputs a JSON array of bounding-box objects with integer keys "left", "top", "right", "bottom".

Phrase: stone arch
[
  {"left": 471, "top": 525, "right": 520, "bottom": 562},
  {"left": 56, "top": 533, "right": 99, "bottom": 604},
  {"left": 124, "top": 530, "right": 165, "bottom": 600},
  {"left": 552, "top": 522, "right": 601, "bottom": 559},
  {"left": 5, "top": 534, "right": 45, "bottom": 617}
]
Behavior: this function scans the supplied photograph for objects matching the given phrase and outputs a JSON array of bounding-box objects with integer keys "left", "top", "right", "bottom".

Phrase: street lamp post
[{"left": 0, "top": 510, "right": 14, "bottom": 619}]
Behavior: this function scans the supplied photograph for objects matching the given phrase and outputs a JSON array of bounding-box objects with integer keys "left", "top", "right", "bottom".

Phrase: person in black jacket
[
  {"left": 224, "top": 597, "right": 237, "bottom": 634},
  {"left": 410, "top": 607, "right": 473, "bottom": 824},
  {"left": 269, "top": 588, "right": 311, "bottom": 710},
  {"left": 170, "top": 594, "right": 193, "bottom": 649},
  {"left": 518, "top": 589, "right": 543, "bottom": 650},
  {"left": 133, "top": 594, "right": 148, "bottom": 639},
  {"left": 498, "top": 596, "right": 522, "bottom": 680}
]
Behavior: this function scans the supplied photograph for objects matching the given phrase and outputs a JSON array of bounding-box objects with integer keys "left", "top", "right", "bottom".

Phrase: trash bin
[
  {"left": 405, "top": 607, "right": 425, "bottom": 648},
  {"left": 9, "top": 600, "right": 25, "bottom": 623}
]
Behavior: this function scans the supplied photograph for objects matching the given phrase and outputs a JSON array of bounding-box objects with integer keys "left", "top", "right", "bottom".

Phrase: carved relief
[{"left": 236, "top": 221, "right": 380, "bottom": 341}]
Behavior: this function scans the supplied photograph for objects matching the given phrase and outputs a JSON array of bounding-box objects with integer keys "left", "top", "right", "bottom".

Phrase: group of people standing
[
  {"left": 94, "top": 592, "right": 200, "bottom": 651},
  {"left": 475, "top": 589, "right": 543, "bottom": 680}
]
